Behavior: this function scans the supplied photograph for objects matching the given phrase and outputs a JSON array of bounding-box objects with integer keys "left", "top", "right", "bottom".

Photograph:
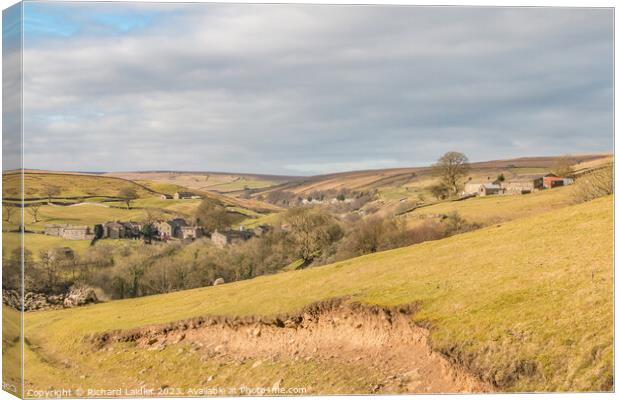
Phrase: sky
[{"left": 10, "top": 2, "right": 614, "bottom": 175}]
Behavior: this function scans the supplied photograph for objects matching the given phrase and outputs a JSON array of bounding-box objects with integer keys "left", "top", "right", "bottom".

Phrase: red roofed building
[{"left": 542, "top": 173, "right": 564, "bottom": 189}]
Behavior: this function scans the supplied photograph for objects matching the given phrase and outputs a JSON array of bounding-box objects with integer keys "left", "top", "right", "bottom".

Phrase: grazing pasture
[{"left": 21, "top": 196, "right": 613, "bottom": 393}]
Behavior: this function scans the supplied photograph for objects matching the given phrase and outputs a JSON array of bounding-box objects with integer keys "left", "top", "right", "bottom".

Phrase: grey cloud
[{"left": 20, "top": 4, "right": 613, "bottom": 175}]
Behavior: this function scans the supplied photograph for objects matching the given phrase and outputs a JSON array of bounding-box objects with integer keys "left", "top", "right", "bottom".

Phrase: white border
[{"left": 0, "top": 2, "right": 616, "bottom": 400}]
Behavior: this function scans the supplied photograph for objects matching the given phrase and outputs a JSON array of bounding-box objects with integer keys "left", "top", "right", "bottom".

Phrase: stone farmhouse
[
  {"left": 464, "top": 182, "right": 503, "bottom": 196},
  {"left": 502, "top": 174, "right": 545, "bottom": 194},
  {"left": 154, "top": 218, "right": 203, "bottom": 240},
  {"left": 103, "top": 221, "right": 124, "bottom": 239},
  {"left": 44, "top": 224, "right": 95, "bottom": 240},
  {"left": 211, "top": 227, "right": 255, "bottom": 248},
  {"left": 103, "top": 221, "right": 142, "bottom": 239},
  {"left": 465, "top": 173, "right": 574, "bottom": 197},
  {"left": 479, "top": 183, "right": 502, "bottom": 196},
  {"left": 155, "top": 218, "right": 187, "bottom": 240}
]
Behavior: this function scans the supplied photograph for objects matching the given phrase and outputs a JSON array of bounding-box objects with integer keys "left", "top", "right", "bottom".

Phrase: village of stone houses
[{"left": 2, "top": 152, "right": 614, "bottom": 394}]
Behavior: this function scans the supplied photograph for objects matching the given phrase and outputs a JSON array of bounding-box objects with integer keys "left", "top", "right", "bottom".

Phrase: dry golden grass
[
  {"left": 19, "top": 196, "right": 612, "bottom": 393},
  {"left": 2, "top": 172, "right": 154, "bottom": 199},
  {"left": 405, "top": 186, "right": 574, "bottom": 227}
]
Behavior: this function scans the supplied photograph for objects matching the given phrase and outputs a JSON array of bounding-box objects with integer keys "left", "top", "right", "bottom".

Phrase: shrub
[{"left": 442, "top": 211, "right": 481, "bottom": 236}]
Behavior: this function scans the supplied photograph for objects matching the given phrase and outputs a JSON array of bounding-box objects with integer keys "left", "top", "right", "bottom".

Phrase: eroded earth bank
[{"left": 91, "top": 298, "right": 491, "bottom": 394}]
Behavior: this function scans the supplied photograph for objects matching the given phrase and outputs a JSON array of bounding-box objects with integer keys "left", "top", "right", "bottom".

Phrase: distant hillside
[
  {"left": 254, "top": 154, "right": 612, "bottom": 196},
  {"left": 104, "top": 171, "right": 299, "bottom": 194},
  {"left": 2, "top": 171, "right": 158, "bottom": 200}
]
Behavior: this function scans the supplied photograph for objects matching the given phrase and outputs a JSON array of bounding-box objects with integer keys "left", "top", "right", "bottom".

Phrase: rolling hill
[
  {"left": 2, "top": 171, "right": 158, "bottom": 200},
  {"left": 104, "top": 171, "right": 297, "bottom": 194},
  {"left": 9, "top": 195, "right": 612, "bottom": 394},
  {"left": 253, "top": 153, "right": 611, "bottom": 197}
]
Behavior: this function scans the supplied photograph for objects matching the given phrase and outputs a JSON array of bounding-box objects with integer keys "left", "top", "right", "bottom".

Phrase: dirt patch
[{"left": 90, "top": 297, "right": 492, "bottom": 394}]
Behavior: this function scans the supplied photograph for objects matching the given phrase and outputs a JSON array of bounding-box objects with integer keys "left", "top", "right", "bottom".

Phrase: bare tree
[
  {"left": 42, "top": 184, "right": 61, "bottom": 203},
  {"left": 552, "top": 155, "right": 575, "bottom": 178},
  {"left": 432, "top": 151, "right": 471, "bottom": 197},
  {"left": 38, "top": 249, "right": 60, "bottom": 290},
  {"left": 118, "top": 187, "right": 139, "bottom": 209},
  {"left": 28, "top": 203, "right": 43, "bottom": 223},
  {"left": 3, "top": 204, "right": 15, "bottom": 223}
]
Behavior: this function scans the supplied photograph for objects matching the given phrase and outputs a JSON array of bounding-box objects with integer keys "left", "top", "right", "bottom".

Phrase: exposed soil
[{"left": 91, "top": 297, "right": 492, "bottom": 394}]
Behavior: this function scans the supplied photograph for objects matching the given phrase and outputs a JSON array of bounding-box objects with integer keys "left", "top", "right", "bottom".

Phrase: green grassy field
[{"left": 19, "top": 196, "right": 612, "bottom": 393}]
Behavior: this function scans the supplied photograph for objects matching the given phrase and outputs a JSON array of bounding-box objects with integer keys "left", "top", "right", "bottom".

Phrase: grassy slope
[
  {"left": 106, "top": 172, "right": 282, "bottom": 193},
  {"left": 2, "top": 306, "right": 22, "bottom": 397},
  {"left": 406, "top": 186, "right": 574, "bottom": 227},
  {"left": 203, "top": 176, "right": 277, "bottom": 192},
  {"left": 3, "top": 172, "right": 156, "bottom": 199},
  {"left": 258, "top": 154, "right": 610, "bottom": 197},
  {"left": 22, "top": 196, "right": 613, "bottom": 392}
]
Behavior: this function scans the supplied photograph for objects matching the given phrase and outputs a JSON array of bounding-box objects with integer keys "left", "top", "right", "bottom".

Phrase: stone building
[
  {"left": 44, "top": 224, "right": 94, "bottom": 240},
  {"left": 104, "top": 221, "right": 125, "bottom": 239},
  {"left": 211, "top": 228, "right": 255, "bottom": 248},
  {"left": 61, "top": 225, "right": 94, "bottom": 240},
  {"left": 155, "top": 218, "right": 188, "bottom": 240},
  {"left": 502, "top": 174, "right": 545, "bottom": 194},
  {"left": 121, "top": 222, "right": 142, "bottom": 238},
  {"left": 478, "top": 183, "right": 502, "bottom": 196},
  {"left": 180, "top": 226, "right": 203, "bottom": 240},
  {"left": 44, "top": 224, "right": 65, "bottom": 237}
]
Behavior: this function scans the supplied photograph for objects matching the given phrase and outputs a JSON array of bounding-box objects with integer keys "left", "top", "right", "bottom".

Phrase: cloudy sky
[{"left": 15, "top": 2, "right": 614, "bottom": 175}]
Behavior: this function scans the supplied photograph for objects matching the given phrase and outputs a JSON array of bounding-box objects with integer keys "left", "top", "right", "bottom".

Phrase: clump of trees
[
  {"left": 336, "top": 216, "right": 410, "bottom": 258},
  {"left": 195, "top": 200, "right": 233, "bottom": 232},
  {"left": 283, "top": 207, "right": 343, "bottom": 265},
  {"left": 441, "top": 211, "right": 481, "bottom": 236},
  {"left": 431, "top": 151, "right": 470, "bottom": 198},
  {"left": 331, "top": 216, "right": 455, "bottom": 262}
]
